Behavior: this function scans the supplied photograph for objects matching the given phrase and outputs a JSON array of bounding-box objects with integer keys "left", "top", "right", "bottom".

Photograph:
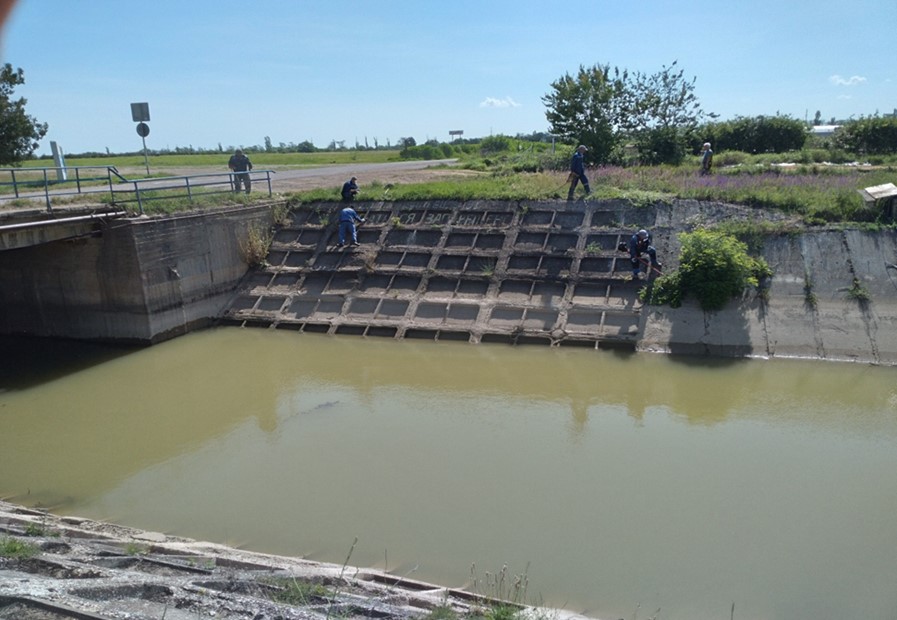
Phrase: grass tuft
[{"left": 0, "top": 536, "right": 40, "bottom": 559}]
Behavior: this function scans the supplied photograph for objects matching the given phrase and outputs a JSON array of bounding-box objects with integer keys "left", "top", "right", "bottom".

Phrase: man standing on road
[
  {"left": 341, "top": 176, "right": 359, "bottom": 202},
  {"left": 228, "top": 149, "right": 253, "bottom": 194},
  {"left": 567, "top": 145, "right": 591, "bottom": 201}
]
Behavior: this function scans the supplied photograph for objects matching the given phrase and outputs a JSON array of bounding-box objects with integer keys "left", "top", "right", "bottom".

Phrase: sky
[{"left": 2, "top": 0, "right": 895, "bottom": 156}]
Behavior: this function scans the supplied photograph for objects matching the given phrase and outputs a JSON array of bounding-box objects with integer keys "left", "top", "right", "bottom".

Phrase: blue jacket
[
  {"left": 570, "top": 151, "right": 585, "bottom": 176},
  {"left": 339, "top": 207, "right": 362, "bottom": 223},
  {"left": 341, "top": 179, "right": 358, "bottom": 200},
  {"left": 228, "top": 153, "right": 252, "bottom": 173},
  {"left": 629, "top": 231, "right": 652, "bottom": 257}
]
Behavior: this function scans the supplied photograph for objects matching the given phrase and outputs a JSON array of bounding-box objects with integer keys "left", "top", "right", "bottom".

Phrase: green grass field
[
  {"left": 24, "top": 150, "right": 406, "bottom": 170},
  {"left": 14, "top": 147, "right": 897, "bottom": 226}
]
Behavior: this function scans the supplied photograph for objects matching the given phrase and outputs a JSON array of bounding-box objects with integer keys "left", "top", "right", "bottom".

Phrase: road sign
[
  {"left": 131, "top": 102, "right": 150, "bottom": 122},
  {"left": 136, "top": 122, "right": 150, "bottom": 137}
]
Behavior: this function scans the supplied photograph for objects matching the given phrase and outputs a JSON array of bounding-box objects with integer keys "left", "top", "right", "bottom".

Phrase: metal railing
[
  {"left": 0, "top": 166, "right": 126, "bottom": 211},
  {"left": 109, "top": 170, "right": 275, "bottom": 214},
  {"left": 0, "top": 166, "right": 274, "bottom": 214}
]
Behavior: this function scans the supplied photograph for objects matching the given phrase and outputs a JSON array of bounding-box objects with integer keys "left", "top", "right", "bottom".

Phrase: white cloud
[
  {"left": 479, "top": 97, "right": 522, "bottom": 108},
  {"left": 829, "top": 74, "right": 866, "bottom": 86}
]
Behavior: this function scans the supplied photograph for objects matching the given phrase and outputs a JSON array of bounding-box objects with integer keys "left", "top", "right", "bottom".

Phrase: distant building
[{"left": 810, "top": 124, "right": 841, "bottom": 137}]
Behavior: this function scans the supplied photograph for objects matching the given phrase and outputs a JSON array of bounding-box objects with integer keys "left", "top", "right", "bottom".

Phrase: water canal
[{"left": 1, "top": 328, "right": 896, "bottom": 620}]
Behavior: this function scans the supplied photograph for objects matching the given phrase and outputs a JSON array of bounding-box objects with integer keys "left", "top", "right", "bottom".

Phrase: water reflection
[{"left": 1, "top": 329, "right": 896, "bottom": 620}]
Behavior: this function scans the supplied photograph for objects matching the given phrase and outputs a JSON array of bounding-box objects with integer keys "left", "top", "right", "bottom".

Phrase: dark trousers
[
  {"left": 567, "top": 172, "right": 590, "bottom": 200},
  {"left": 630, "top": 247, "right": 658, "bottom": 275},
  {"left": 233, "top": 172, "right": 251, "bottom": 194},
  {"left": 338, "top": 220, "right": 357, "bottom": 245}
]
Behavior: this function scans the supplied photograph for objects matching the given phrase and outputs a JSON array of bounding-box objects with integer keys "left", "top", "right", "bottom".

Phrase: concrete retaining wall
[
  {"left": 639, "top": 226, "right": 897, "bottom": 365},
  {"left": 3, "top": 198, "right": 896, "bottom": 365},
  {"left": 0, "top": 205, "right": 274, "bottom": 343},
  {"left": 225, "top": 200, "right": 897, "bottom": 365}
]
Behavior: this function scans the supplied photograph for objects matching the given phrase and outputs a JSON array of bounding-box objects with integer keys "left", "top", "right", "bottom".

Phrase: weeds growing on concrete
[
  {"left": 24, "top": 520, "right": 57, "bottom": 537},
  {"left": 124, "top": 542, "right": 149, "bottom": 556},
  {"left": 325, "top": 536, "right": 358, "bottom": 620},
  {"left": 425, "top": 605, "right": 460, "bottom": 620},
  {"left": 239, "top": 223, "right": 272, "bottom": 267},
  {"left": 266, "top": 577, "right": 333, "bottom": 606},
  {"left": 804, "top": 272, "right": 818, "bottom": 309},
  {"left": 0, "top": 536, "right": 39, "bottom": 559},
  {"left": 468, "top": 563, "right": 529, "bottom": 609},
  {"left": 846, "top": 277, "right": 871, "bottom": 303},
  {"left": 641, "top": 229, "right": 772, "bottom": 310}
]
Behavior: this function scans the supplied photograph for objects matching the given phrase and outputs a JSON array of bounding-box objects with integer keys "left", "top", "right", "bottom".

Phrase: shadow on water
[{"left": 0, "top": 335, "right": 140, "bottom": 391}]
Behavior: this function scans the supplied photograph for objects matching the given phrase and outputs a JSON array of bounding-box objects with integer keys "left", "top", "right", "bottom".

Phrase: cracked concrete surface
[{"left": 1, "top": 500, "right": 566, "bottom": 620}]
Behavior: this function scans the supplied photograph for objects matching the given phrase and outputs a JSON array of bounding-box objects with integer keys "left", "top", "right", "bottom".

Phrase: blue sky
[{"left": 2, "top": 0, "right": 895, "bottom": 156}]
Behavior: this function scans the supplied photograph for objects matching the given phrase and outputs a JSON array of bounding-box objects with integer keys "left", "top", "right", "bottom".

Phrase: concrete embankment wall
[
  {"left": 641, "top": 226, "right": 897, "bottom": 364},
  {"left": 0, "top": 205, "right": 273, "bottom": 343},
  {"left": 225, "top": 199, "right": 897, "bottom": 365},
  {"left": 2, "top": 198, "right": 896, "bottom": 365}
]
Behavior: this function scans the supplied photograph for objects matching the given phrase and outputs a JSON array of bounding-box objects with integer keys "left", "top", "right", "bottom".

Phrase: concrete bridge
[{"left": 0, "top": 206, "right": 127, "bottom": 251}]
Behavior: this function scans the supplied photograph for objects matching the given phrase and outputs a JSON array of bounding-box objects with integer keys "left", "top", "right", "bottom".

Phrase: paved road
[
  {"left": 261, "top": 158, "right": 462, "bottom": 191},
  {"left": 269, "top": 158, "right": 457, "bottom": 180},
  {"left": 0, "top": 159, "right": 462, "bottom": 211}
]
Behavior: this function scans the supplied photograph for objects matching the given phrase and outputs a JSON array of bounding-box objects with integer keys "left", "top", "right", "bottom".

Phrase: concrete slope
[
  {"left": 223, "top": 199, "right": 897, "bottom": 365},
  {"left": 222, "top": 200, "right": 658, "bottom": 348}
]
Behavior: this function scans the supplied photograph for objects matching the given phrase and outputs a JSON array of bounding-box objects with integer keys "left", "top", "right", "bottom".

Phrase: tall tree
[
  {"left": 622, "top": 61, "right": 713, "bottom": 164},
  {"left": 542, "top": 64, "right": 627, "bottom": 164},
  {"left": 544, "top": 61, "right": 713, "bottom": 165},
  {"left": 0, "top": 64, "right": 48, "bottom": 165},
  {"left": 621, "top": 61, "right": 709, "bottom": 133}
]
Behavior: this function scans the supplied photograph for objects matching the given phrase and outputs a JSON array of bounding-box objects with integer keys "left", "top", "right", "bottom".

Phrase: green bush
[
  {"left": 696, "top": 115, "right": 807, "bottom": 154},
  {"left": 836, "top": 116, "right": 897, "bottom": 155},
  {"left": 479, "top": 135, "right": 512, "bottom": 155},
  {"left": 713, "top": 150, "right": 749, "bottom": 167},
  {"left": 644, "top": 229, "right": 772, "bottom": 310},
  {"left": 635, "top": 126, "right": 687, "bottom": 165}
]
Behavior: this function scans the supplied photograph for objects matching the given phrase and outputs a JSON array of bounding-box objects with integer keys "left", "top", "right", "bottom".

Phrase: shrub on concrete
[{"left": 644, "top": 229, "right": 771, "bottom": 310}]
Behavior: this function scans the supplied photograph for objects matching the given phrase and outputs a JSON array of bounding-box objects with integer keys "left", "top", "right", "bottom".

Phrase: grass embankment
[
  {"left": 19, "top": 146, "right": 897, "bottom": 226},
  {"left": 23, "top": 150, "right": 406, "bottom": 170},
  {"left": 290, "top": 161, "right": 896, "bottom": 227}
]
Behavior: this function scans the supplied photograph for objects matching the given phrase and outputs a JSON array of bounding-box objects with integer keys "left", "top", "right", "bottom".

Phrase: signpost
[
  {"left": 50, "top": 141, "right": 67, "bottom": 181},
  {"left": 449, "top": 130, "right": 463, "bottom": 143},
  {"left": 130, "top": 102, "right": 151, "bottom": 175}
]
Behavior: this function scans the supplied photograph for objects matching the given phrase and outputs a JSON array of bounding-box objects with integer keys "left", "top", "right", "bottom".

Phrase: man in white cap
[
  {"left": 567, "top": 145, "right": 591, "bottom": 201},
  {"left": 627, "top": 228, "right": 661, "bottom": 280},
  {"left": 700, "top": 142, "right": 713, "bottom": 175}
]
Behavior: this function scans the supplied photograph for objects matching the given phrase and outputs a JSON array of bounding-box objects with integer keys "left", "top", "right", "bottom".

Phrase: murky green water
[{"left": 2, "top": 328, "right": 896, "bottom": 619}]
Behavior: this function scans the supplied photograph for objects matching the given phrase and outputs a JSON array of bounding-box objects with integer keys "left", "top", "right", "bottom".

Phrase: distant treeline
[{"left": 34, "top": 131, "right": 558, "bottom": 160}]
